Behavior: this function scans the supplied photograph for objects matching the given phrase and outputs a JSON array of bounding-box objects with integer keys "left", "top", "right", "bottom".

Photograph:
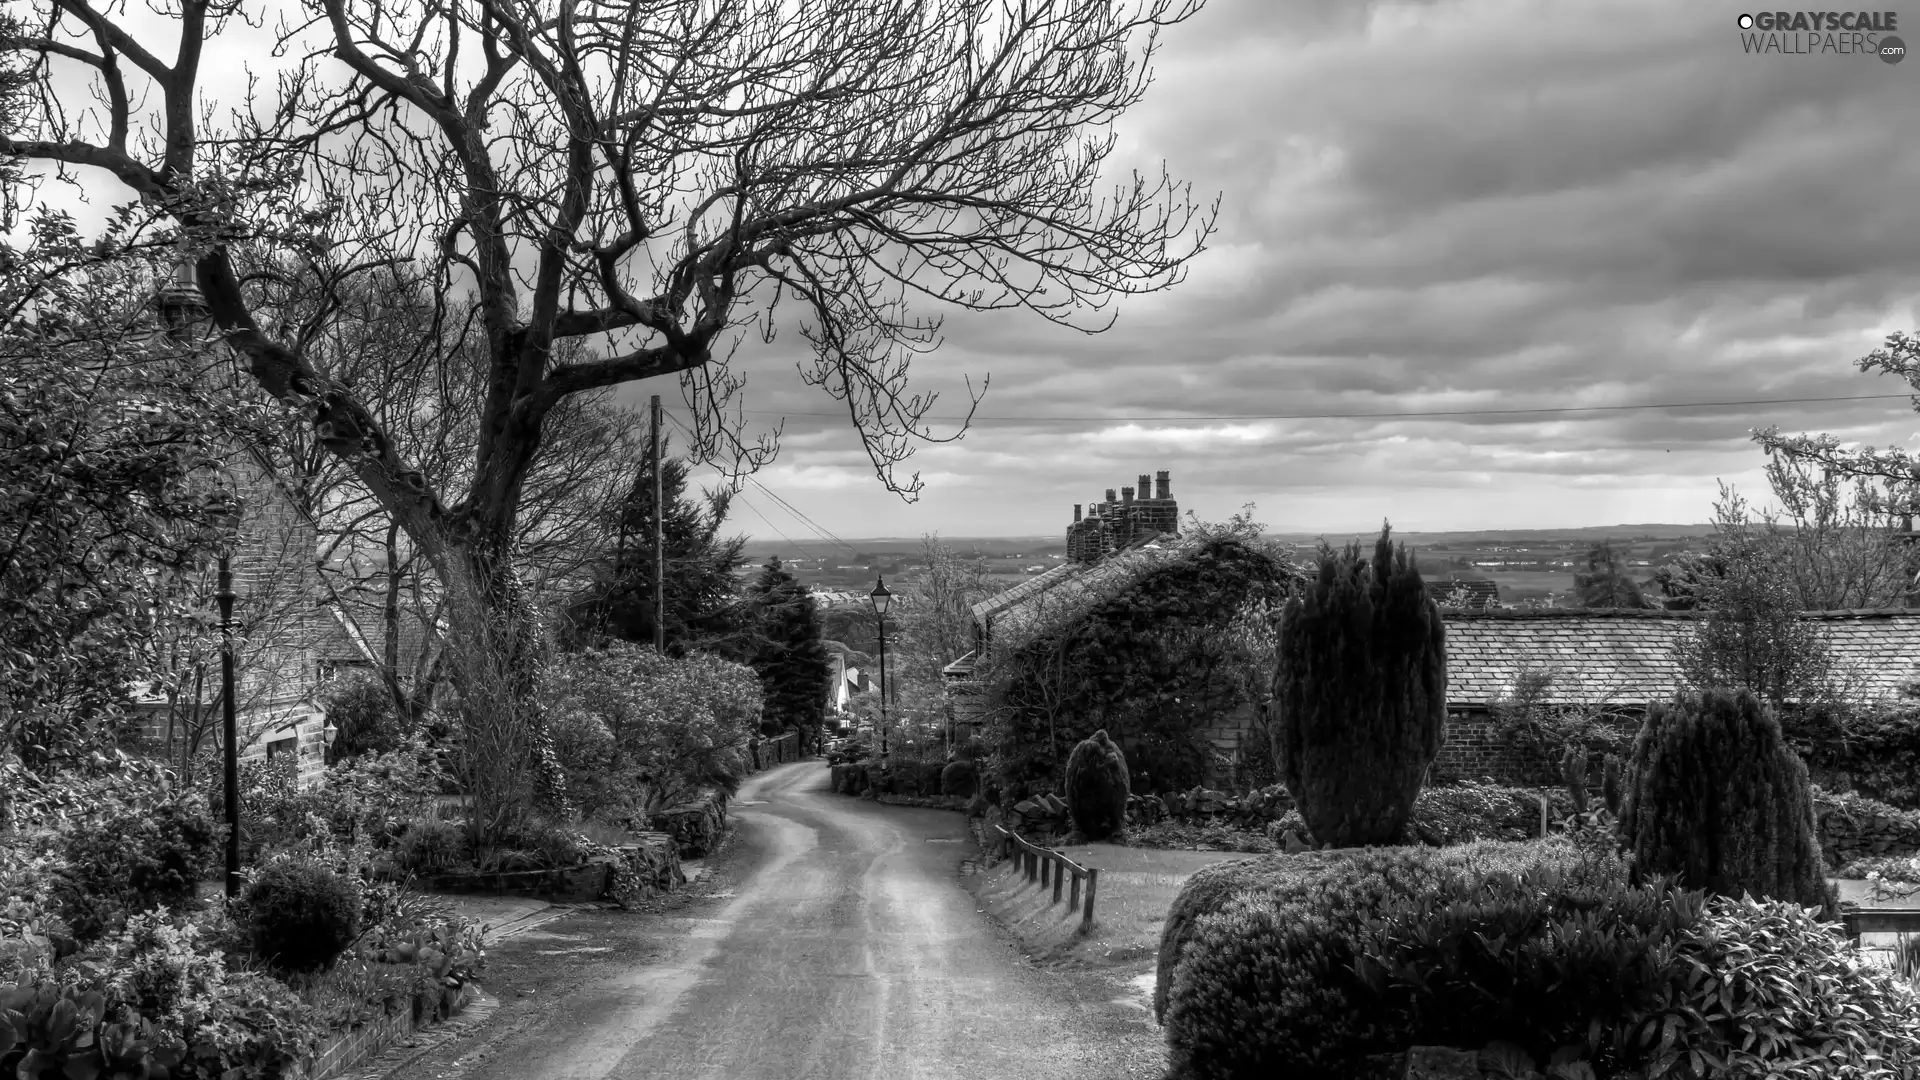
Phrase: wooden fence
[{"left": 992, "top": 824, "right": 1099, "bottom": 934}]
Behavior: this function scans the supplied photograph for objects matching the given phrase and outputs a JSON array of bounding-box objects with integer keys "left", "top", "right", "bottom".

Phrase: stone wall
[
  {"left": 1815, "top": 789, "right": 1920, "bottom": 868},
  {"left": 747, "top": 730, "right": 802, "bottom": 771}
]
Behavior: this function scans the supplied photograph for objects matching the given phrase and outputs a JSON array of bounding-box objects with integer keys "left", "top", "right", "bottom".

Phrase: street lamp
[
  {"left": 216, "top": 555, "right": 240, "bottom": 899},
  {"left": 869, "top": 576, "right": 891, "bottom": 763}
]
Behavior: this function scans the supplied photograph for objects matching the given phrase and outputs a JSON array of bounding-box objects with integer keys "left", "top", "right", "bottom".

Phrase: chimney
[
  {"left": 1155, "top": 471, "right": 1171, "bottom": 499},
  {"left": 1105, "top": 488, "right": 1117, "bottom": 503},
  {"left": 1138, "top": 474, "right": 1152, "bottom": 500},
  {"left": 1122, "top": 486, "right": 1134, "bottom": 503},
  {"left": 1073, "top": 504, "right": 1082, "bottom": 523}
]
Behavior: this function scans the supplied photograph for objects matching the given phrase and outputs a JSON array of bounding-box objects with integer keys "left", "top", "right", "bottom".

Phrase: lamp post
[
  {"left": 869, "top": 576, "right": 892, "bottom": 763},
  {"left": 216, "top": 555, "right": 240, "bottom": 899}
]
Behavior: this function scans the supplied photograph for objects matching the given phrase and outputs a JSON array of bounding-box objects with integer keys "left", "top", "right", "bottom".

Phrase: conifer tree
[
  {"left": 563, "top": 438, "right": 751, "bottom": 657},
  {"left": 747, "top": 558, "right": 833, "bottom": 744},
  {"left": 1618, "top": 687, "right": 1832, "bottom": 916},
  {"left": 1270, "top": 523, "right": 1446, "bottom": 847}
]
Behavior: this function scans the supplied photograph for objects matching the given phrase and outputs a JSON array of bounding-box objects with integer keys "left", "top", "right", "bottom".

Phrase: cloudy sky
[
  {"left": 693, "top": 0, "right": 1920, "bottom": 542},
  {"left": 22, "top": 0, "right": 1920, "bottom": 543}
]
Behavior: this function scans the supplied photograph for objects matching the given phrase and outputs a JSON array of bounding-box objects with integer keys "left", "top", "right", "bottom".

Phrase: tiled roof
[{"left": 1444, "top": 608, "right": 1920, "bottom": 708}]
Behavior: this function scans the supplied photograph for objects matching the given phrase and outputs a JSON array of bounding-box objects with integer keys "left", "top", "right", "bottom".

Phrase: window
[{"left": 266, "top": 736, "right": 297, "bottom": 761}]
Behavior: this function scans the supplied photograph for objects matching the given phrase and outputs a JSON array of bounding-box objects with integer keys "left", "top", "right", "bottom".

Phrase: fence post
[
  {"left": 1052, "top": 858, "right": 1064, "bottom": 904},
  {"left": 1080, "top": 867, "right": 1099, "bottom": 934},
  {"left": 1069, "top": 873, "right": 1081, "bottom": 912}
]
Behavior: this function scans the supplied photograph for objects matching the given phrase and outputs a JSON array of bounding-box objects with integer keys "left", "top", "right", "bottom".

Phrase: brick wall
[{"left": 1430, "top": 707, "right": 1646, "bottom": 787}]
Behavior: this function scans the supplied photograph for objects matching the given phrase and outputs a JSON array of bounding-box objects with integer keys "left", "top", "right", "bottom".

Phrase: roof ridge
[{"left": 1440, "top": 606, "right": 1920, "bottom": 619}]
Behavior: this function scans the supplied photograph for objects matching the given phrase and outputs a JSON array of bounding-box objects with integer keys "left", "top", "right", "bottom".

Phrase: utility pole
[{"left": 651, "top": 395, "right": 664, "bottom": 653}]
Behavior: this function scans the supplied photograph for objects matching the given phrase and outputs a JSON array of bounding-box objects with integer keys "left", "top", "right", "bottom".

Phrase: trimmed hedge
[{"left": 1158, "top": 838, "right": 1626, "bottom": 1079}]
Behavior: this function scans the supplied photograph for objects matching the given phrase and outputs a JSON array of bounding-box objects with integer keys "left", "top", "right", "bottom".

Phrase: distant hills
[{"left": 743, "top": 524, "right": 1723, "bottom": 562}]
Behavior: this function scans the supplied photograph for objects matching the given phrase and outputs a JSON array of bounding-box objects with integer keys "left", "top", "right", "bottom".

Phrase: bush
[
  {"left": 393, "top": 819, "right": 468, "bottom": 876},
  {"left": 0, "top": 981, "right": 186, "bottom": 1079},
  {"left": 57, "top": 796, "right": 220, "bottom": 943},
  {"left": 1064, "top": 730, "right": 1129, "bottom": 840},
  {"left": 1158, "top": 838, "right": 1622, "bottom": 1078},
  {"left": 1352, "top": 867, "right": 1704, "bottom": 1072},
  {"left": 940, "top": 760, "right": 978, "bottom": 798},
  {"left": 1403, "top": 780, "right": 1560, "bottom": 846},
  {"left": 1658, "top": 894, "right": 1920, "bottom": 1073},
  {"left": 318, "top": 671, "right": 411, "bottom": 763},
  {"left": 243, "top": 858, "right": 362, "bottom": 973},
  {"left": 542, "top": 645, "right": 761, "bottom": 821},
  {"left": 1271, "top": 525, "right": 1445, "bottom": 847},
  {"left": 1619, "top": 687, "right": 1831, "bottom": 916}
]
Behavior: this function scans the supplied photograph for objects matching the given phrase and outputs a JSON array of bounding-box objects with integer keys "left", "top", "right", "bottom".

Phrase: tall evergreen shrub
[
  {"left": 1617, "top": 687, "right": 1831, "bottom": 916},
  {"left": 1270, "top": 523, "right": 1446, "bottom": 847}
]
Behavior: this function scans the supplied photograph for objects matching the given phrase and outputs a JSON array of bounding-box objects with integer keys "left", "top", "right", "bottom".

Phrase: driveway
[{"left": 445, "top": 760, "right": 1166, "bottom": 1080}]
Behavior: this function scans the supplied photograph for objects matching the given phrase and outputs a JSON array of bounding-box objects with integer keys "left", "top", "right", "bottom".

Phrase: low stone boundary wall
[
  {"left": 292, "top": 983, "right": 477, "bottom": 1080},
  {"left": 1816, "top": 788, "right": 1920, "bottom": 868},
  {"left": 651, "top": 791, "right": 731, "bottom": 859},
  {"left": 746, "top": 730, "right": 802, "bottom": 771},
  {"left": 423, "top": 831, "right": 683, "bottom": 902}
]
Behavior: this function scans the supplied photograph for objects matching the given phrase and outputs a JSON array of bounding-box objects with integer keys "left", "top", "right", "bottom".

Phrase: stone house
[
  {"left": 938, "top": 471, "right": 1277, "bottom": 784},
  {"left": 122, "top": 265, "right": 332, "bottom": 786},
  {"left": 1435, "top": 607, "right": 1920, "bottom": 786}
]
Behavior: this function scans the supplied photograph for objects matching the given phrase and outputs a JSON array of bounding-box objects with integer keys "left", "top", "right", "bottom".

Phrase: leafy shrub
[
  {"left": 1158, "top": 838, "right": 1621, "bottom": 1079},
  {"left": 1352, "top": 867, "right": 1704, "bottom": 1071},
  {"left": 393, "top": 819, "right": 468, "bottom": 876},
  {"left": 78, "top": 911, "right": 325, "bottom": 1079},
  {"left": 0, "top": 981, "right": 185, "bottom": 1080},
  {"left": 1789, "top": 704, "right": 1920, "bottom": 810},
  {"left": 1271, "top": 526, "right": 1445, "bottom": 847},
  {"left": 317, "top": 671, "right": 411, "bottom": 763},
  {"left": 243, "top": 859, "right": 362, "bottom": 973},
  {"left": 1619, "top": 687, "right": 1830, "bottom": 916},
  {"left": 1658, "top": 895, "right": 1920, "bottom": 1075},
  {"left": 1064, "top": 730, "right": 1129, "bottom": 840},
  {"left": 541, "top": 645, "right": 762, "bottom": 820},
  {"left": 1403, "top": 780, "right": 1556, "bottom": 846},
  {"left": 940, "top": 760, "right": 978, "bottom": 797},
  {"left": 57, "top": 796, "right": 219, "bottom": 942}
]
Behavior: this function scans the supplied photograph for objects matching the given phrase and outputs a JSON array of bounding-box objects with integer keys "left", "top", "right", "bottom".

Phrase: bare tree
[
  {"left": 2, "top": 0, "right": 1213, "bottom": 610},
  {"left": 896, "top": 534, "right": 995, "bottom": 689},
  {"left": 3, "top": 0, "right": 1214, "bottom": 830}
]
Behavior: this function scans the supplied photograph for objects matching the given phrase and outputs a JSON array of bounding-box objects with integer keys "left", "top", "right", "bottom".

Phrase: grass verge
[{"left": 964, "top": 837, "right": 1250, "bottom": 971}]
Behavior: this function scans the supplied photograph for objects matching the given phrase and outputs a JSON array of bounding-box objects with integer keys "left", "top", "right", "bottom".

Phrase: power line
[
  {"left": 663, "top": 411, "right": 859, "bottom": 558},
  {"left": 746, "top": 478, "right": 857, "bottom": 557},
  {"left": 732, "top": 491, "right": 815, "bottom": 561},
  {"left": 729, "top": 392, "right": 1920, "bottom": 423}
]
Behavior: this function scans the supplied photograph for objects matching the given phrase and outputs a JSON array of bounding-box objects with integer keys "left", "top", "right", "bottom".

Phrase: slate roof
[
  {"left": 1443, "top": 608, "right": 1920, "bottom": 708},
  {"left": 315, "top": 599, "right": 439, "bottom": 669},
  {"left": 967, "top": 531, "right": 1191, "bottom": 650}
]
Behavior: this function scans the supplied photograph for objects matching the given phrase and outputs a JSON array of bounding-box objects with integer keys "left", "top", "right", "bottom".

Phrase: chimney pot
[
  {"left": 1122, "top": 486, "right": 1134, "bottom": 503},
  {"left": 1155, "top": 471, "right": 1171, "bottom": 499},
  {"left": 1105, "top": 488, "right": 1116, "bottom": 503},
  {"left": 1073, "top": 504, "right": 1082, "bottom": 522},
  {"left": 1137, "top": 474, "right": 1151, "bottom": 499}
]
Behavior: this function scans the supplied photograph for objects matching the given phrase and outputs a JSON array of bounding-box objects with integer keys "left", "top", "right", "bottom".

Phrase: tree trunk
[{"left": 436, "top": 533, "right": 572, "bottom": 845}]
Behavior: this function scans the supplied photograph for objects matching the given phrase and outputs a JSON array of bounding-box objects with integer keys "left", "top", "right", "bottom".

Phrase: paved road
[{"left": 455, "top": 761, "right": 1163, "bottom": 1080}]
